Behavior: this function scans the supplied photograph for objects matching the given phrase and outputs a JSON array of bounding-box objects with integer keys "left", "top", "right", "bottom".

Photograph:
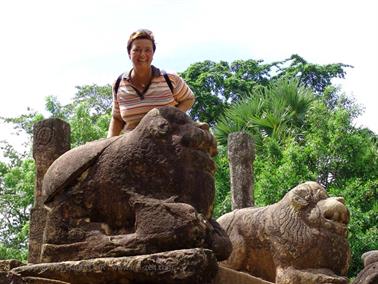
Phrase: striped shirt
[{"left": 111, "top": 66, "right": 195, "bottom": 130}]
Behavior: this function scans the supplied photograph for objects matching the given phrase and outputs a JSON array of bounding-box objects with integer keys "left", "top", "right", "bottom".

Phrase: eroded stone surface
[
  {"left": 11, "top": 249, "right": 218, "bottom": 284},
  {"left": 29, "top": 118, "right": 71, "bottom": 264},
  {"left": 33, "top": 118, "right": 71, "bottom": 204},
  {"left": 0, "top": 259, "right": 24, "bottom": 271},
  {"left": 228, "top": 132, "right": 255, "bottom": 209},
  {"left": 352, "top": 250, "right": 378, "bottom": 284},
  {"left": 40, "top": 107, "right": 231, "bottom": 263},
  {"left": 213, "top": 266, "right": 273, "bottom": 284},
  {"left": 362, "top": 250, "right": 378, "bottom": 268},
  {"left": 23, "top": 277, "right": 70, "bottom": 284},
  {"left": 276, "top": 267, "right": 349, "bottom": 284},
  {"left": 42, "top": 136, "right": 119, "bottom": 204},
  {"left": 218, "top": 181, "right": 350, "bottom": 284},
  {"left": 0, "top": 259, "right": 25, "bottom": 284}
]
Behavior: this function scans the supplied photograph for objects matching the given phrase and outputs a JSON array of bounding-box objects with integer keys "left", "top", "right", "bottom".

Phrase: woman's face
[{"left": 129, "top": 39, "right": 154, "bottom": 69}]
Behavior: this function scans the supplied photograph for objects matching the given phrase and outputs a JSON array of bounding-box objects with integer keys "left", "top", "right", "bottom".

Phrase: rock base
[
  {"left": 8, "top": 249, "right": 218, "bottom": 284},
  {"left": 213, "top": 266, "right": 273, "bottom": 284}
]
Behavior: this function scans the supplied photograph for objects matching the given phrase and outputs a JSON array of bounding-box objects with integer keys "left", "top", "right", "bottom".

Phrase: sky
[{"left": 0, "top": 0, "right": 377, "bottom": 153}]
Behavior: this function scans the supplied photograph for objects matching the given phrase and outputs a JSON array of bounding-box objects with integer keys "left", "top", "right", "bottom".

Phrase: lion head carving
[
  {"left": 217, "top": 181, "right": 350, "bottom": 284},
  {"left": 40, "top": 107, "right": 231, "bottom": 263}
]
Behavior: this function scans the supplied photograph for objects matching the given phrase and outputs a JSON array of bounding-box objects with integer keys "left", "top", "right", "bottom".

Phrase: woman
[{"left": 107, "top": 29, "right": 195, "bottom": 137}]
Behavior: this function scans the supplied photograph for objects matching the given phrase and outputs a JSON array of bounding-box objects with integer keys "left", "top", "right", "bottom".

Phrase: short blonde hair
[{"left": 127, "top": 29, "right": 156, "bottom": 54}]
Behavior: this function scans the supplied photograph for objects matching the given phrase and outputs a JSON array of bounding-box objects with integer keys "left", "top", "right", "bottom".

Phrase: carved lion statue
[
  {"left": 40, "top": 106, "right": 231, "bottom": 263},
  {"left": 217, "top": 181, "right": 351, "bottom": 284}
]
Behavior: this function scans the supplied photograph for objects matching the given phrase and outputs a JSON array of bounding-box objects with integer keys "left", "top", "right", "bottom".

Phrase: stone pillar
[
  {"left": 28, "top": 118, "right": 70, "bottom": 264},
  {"left": 228, "top": 132, "right": 255, "bottom": 210}
]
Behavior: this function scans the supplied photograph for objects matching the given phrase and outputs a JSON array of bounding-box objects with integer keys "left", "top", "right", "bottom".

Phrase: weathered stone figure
[
  {"left": 217, "top": 181, "right": 351, "bottom": 284},
  {"left": 352, "top": 250, "right": 378, "bottom": 284},
  {"left": 40, "top": 106, "right": 231, "bottom": 263}
]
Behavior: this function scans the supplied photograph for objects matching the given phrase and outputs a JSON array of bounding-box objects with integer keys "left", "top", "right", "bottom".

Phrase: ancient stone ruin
[
  {"left": 1, "top": 107, "right": 354, "bottom": 283},
  {"left": 3, "top": 107, "right": 261, "bottom": 284},
  {"left": 38, "top": 107, "right": 232, "bottom": 263},
  {"left": 228, "top": 132, "right": 255, "bottom": 209},
  {"left": 29, "top": 118, "right": 71, "bottom": 264},
  {"left": 218, "top": 181, "right": 351, "bottom": 284},
  {"left": 352, "top": 250, "right": 378, "bottom": 284}
]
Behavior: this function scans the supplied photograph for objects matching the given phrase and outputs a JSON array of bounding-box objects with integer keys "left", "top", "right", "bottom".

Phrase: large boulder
[
  {"left": 217, "top": 181, "right": 351, "bottom": 284},
  {"left": 40, "top": 106, "right": 231, "bottom": 263}
]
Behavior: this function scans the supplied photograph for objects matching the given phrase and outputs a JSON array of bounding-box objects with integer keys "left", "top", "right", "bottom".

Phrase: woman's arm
[
  {"left": 107, "top": 116, "right": 125, "bottom": 138},
  {"left": 170, "top": 74, "right": 195, "bottom": 112},
  {"left": 176, "top": 96, "right": 195, "bottom": 112}
]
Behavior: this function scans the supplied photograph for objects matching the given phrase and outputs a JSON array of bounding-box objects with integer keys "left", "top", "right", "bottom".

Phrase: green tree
[
  {"left": 213, "top": 145, "right": 232, "bottom": 218},
  {"left": 329, "top": 179, "right": 378, "bottom": 276},
  {"left": 274, "top": 54, "right": 351, "bottom": 94},
  {"left": 180, "top": 60, "right": 273, "bottom": 126},
  {"left": 180, "top": 55, "right": 350, "bottom": 125},
  {"left": 0, "top": 142, "right": 34, "bottom": 261},
  {"left": 215, "top": 78, "right": 314, "bottom": 147}
]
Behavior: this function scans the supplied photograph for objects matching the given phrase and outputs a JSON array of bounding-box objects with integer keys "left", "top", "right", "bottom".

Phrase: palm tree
[{"left": 214, "top": 78, "right": 314, "bottom": 148}]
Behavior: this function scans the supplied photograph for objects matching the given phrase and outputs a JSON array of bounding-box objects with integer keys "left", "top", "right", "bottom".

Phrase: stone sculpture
[
  {"left": 40, "top": 106, "right": 231, "bottom": 263},
  {"left": 29, "top": 118, "right": 70, "bottom": 263},
  {"left": 352, "top": 250, "right": 378, "bottom": 284},
  {"left": 217, "top": 181, "right": 351, "bottom": 284}
]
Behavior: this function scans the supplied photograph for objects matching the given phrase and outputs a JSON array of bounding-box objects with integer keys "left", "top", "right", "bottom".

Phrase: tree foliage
[
  {"left": 180, "top": 55, "right": 350, "bottom": 126},
  {"left": 273, "top": 54, "right": 351, "bottom": 94},
  {"left": 214, "top": 78, "right": 314, "bottom": 147},
  {"left": 0, "top": 143, "right": 34, "bottom": 261}
]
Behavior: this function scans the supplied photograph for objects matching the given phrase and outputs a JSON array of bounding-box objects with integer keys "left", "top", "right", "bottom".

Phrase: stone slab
[
  {"left": 213, "top": 265, "right": 273, "bottom": 284},
  {"left": 11, "top": 248, "right": 218, "bottom": 284}
]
